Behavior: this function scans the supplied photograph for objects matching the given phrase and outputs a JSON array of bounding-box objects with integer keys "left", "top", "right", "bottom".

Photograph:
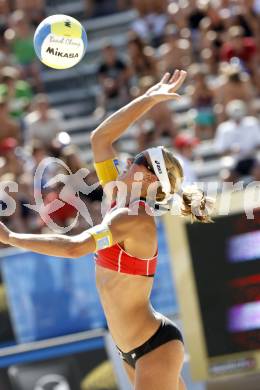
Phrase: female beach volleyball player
[{"left": 0, "top": 70, "right": 213, "bottom": 390}]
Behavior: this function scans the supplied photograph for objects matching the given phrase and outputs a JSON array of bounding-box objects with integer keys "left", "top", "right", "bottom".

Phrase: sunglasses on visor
[{"left": 133, "top": 153, "right": 155, "bottom": 175}]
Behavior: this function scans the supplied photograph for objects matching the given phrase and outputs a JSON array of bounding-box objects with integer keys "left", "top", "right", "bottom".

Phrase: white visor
[{"left": 147, "top": 147, "right": 172, "bottom": 204}]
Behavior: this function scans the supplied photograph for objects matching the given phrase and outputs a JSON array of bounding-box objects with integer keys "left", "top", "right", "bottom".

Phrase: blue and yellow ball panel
[
  {"left": 33, "top": 15, "right": 87, "bottom": 70},
  {"left": 34, "top": 23, "right": 51, "bottom": 61}
]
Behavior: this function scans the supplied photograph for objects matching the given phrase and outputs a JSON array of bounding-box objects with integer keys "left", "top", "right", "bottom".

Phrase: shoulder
[
  {"left": 108, "top": 203, "right": 155, "bottom": 223},
  {"left": 25, "top": 111, "right": 39, "bottom": 125},
  {"left": 216, "top": 120, "right": 235, "bottom": 134},
  {"left": 106, "top": 203, "right": 155, "bottom": 234},
  {"left": 48, "top": 109, "right": 62, "bottom": 120},
  {"left": 242, "top": 116, "right": 260, "bottom": 127}
]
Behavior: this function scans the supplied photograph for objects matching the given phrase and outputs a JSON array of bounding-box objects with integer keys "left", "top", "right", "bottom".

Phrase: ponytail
[{"left": 181, "top": 186, "right": 214, "bottom": 223}]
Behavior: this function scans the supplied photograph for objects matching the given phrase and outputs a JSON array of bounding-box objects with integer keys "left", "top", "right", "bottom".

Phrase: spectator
[
  {"left": 0, "top": 1, "right": 12, "bottom": 64},
  {"left": 0, "top": 66, "right": 33, "bottom": 119},
  {"left": 131, "top": 0, "right": 168, "bottom": 46},
  {"left": 16, "top": 172, "right": 38, "bottom": 231},
  {"left": 14, "top": 0, "right": 45, "bottom": 27},
  {"left": 158, "top": 25, "right": 191, "bottom": 74},
  {"left": 117, "top": 0, "right": 131, "bottom": 11},
  {"left": 178, "top": 0, "right": 206, "bottom": 57},
  {"left": 220, "top": 26, "right": 257, "bottom": 73},
  {"left": 251, "top": 157, "right": 260, "bottom": 181},
  {"left": 205, "top": 3, "right": 226, "bottom": 35},
  {"left": 135, "top": 75, "right": 176, "bottom": 150},
  {"left": 127, "top": 33, "right": 157, "bottom": 80},
  {"left": 167, "top": 1, "right": 188, "bottom": 31},
  {"left": 151, "top": 0, "right": 167, "bottom": 14},
  {"left": 0, "top": 98, "right": 21, "bottom": 144},
  {"left": 214, "top": 99, "right": 260, "bottom": 155},
  {"left": 235, "top": 0, "right": 260, "bottom": 37},
  {"left": 42, "top": 181, "right": 78, "bottom": 229},
  {"left": 4, "top": 10, "right": 43, "bottom": 91},
  {"left": 24, "top": 94, "right": 64, "bottom": 148},
  {"left": 174, "top": 133, "right": 199, "bottom": 186},
  {"left": 213, "top": 64, "right": 255, "bottom": 118},
  {"left": 198, "top": 16, "right": 223, "bottom": 74},
  {"left": 97, "top": 44, "right": 130, "bottom": 115},
  {"left": 0, "top": 0, "right": 10, "bottom": 32},
  {"left": 189, "top": 64, "right": 216, "bottom": 139},
  {"left": 0, "top": 44, "right": 11, "bottom": 69},
  {"left": 185, "top": 0, "right": 206, "bottom": 33},
  {"left": 0, "top": 137, "right": 23, "bottom": 177},
  {"left": 61, "top": 146, "right": 87, "bottom": 174},
  {"left": 0, "top": 172, "right": 26, "bottom": 233},
  {"left": 132, "top": 0, "right": 150, "bottom": 16},
  {"left": 29, "top": 141, "right": 48, "bottom": 171},
  {"left": 26, "top": 142, "right": 61, "bottom": 201},
  {"left": 85, "top": 0, "right": 125, "bottom": 17},
  {"left": 61, "top": 146, "right": 103, "bottom": 228}
]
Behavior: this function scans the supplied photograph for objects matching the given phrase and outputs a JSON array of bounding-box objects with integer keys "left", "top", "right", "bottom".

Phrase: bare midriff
[{"left": 96, "top": 264, "right": 162, "bottom": 352}]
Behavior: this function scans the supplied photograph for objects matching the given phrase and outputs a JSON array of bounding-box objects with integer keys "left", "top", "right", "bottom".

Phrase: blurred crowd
[
  {"left": 97, "top": 0, "right": 260, "bottom": 183},
  {"left": 0, "top": 0, "right": 260, "bottom": 241},
  {"left": 0, "top": 0, "right": 106, "bottom": 239}
]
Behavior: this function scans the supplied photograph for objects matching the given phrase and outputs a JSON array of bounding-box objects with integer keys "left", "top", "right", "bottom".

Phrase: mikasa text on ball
[{"left": 34, "top": 15, "right": 87, "bottom": 70}]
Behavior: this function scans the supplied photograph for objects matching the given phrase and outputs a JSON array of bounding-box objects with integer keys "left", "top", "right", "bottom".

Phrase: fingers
[
  {"left": 160, "top": 70, "right": 187, "bottom": 86},
  {"left": 169, "top": 69, "right": 180, "bottom": 83},
  {"left": 179, "top": 70, "right": 187, "bottom": 82},
  {"left": 160, "top": 72, "right": 171, "bottom": 84},
  {"left": 170, "top": 70, "right": 187, "bottom": 91}
]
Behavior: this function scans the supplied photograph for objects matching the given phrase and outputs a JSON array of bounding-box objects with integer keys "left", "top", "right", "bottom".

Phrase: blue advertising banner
[
  {"left": 151, "top": 220, "right": 179, "bottom": 314},
  {"left": 1, "top": 221, "right": 178, "bottom": 344}
]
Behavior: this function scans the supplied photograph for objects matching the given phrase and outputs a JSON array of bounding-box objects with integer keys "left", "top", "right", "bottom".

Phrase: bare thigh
[
  {"left": 123, "top": 361, "right": 135, "bottom": 385},
  {"left": 123, "top": 361, "right": 185, "bottom": 389},
  {"left": 134, "top": 340, "right": 185, "bottom": 390}
]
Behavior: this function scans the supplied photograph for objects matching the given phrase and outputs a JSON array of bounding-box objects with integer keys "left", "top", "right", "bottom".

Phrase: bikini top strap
[{"left": 128, "top": 198, "right": 155, "bottom": 214}]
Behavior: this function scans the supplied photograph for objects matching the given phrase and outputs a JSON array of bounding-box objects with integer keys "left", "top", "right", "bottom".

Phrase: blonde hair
[
  {"left": 158, "top": 148, "right": 214, "bottom": 223},
  {"left": 181, "top": 186, "right": 214, "bottom": 223}
]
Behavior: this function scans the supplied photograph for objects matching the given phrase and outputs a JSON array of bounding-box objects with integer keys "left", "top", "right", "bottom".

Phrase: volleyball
[{"left": 34, "top": 15, "right": 87, "bottom": 70}]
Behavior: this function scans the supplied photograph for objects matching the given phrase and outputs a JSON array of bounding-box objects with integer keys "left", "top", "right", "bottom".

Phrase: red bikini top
[{"left": 95, "top": 200, "right": 158, "bottom": 276}]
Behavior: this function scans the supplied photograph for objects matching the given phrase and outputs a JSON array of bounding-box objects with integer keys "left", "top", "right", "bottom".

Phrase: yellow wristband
[
  {"left": 94, "top": 158, "right": 121, "bottom": 186},
  {"left": 88, "top": 224, "right": 113, "bottom": 251}
]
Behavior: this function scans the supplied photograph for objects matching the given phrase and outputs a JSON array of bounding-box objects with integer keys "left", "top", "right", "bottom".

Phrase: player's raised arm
[
  {"left": 90, "top": 70, "right": 187, "bottom": 187},
  {"left": 91, "top": 70, "right": 186, "bottom": 162}
]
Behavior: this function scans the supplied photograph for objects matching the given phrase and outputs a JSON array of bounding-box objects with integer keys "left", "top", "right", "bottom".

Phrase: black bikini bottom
[{"left": 116, "top": 315, "right": 184, "bottom": 369}]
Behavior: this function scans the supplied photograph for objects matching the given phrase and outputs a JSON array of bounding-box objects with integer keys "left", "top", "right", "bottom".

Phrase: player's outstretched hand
[
  {"left": 0, "top": 221, "right": 10, "bottom": 245},
  {"left": 145, "top": 70, "right": 187, "bottom": 103}
]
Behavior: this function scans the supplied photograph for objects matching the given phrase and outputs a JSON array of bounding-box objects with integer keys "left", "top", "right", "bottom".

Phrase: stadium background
[{"left": 0, "top": 0, "right": 260, "bottom": 389}]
